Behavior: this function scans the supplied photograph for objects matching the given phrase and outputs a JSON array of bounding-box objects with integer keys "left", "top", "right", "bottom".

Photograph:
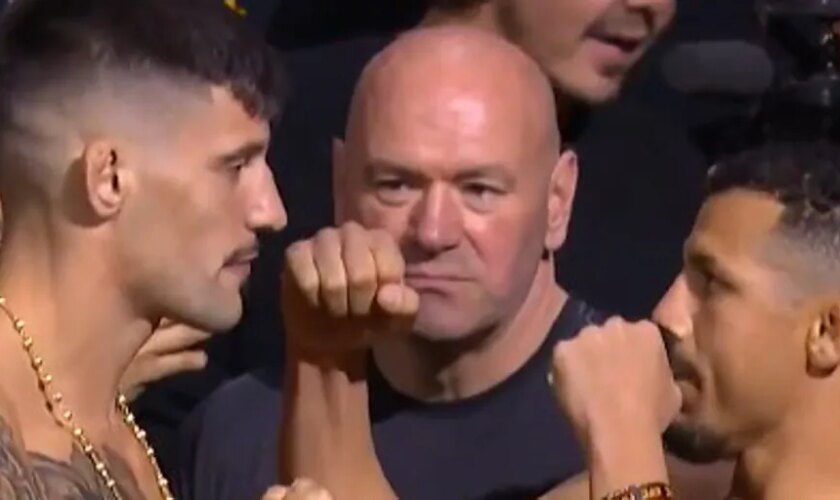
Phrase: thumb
[
  {"left": 376, "top": 283, "right": 419, "bottom": 317},
  {"left": 375, "top": 283, "right": 418, "bottom": 334}
]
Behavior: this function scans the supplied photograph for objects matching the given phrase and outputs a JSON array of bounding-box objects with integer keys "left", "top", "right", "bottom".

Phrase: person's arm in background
[{"left": 278, "top": 223, "right": 411, "bottom": 500}]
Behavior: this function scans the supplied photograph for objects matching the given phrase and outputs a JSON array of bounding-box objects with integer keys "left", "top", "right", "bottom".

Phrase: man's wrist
[{"left": 586, "top": 418, "right": 668, "bottom": 498}]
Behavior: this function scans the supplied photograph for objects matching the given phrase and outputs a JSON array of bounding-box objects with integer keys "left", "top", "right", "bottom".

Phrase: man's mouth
[
  {"left": 591, "top": 33, "right": 644, "bottom": 53},
  {"left": 222, "top": 246, "right": 259, "bottom": 281},
  {"left": 224, "top": 246, "right": 259, "bottom": 267}
]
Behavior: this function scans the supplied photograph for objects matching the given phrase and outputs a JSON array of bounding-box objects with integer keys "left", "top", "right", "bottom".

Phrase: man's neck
[
  {"left": 732, "top": 402, "right": 840, "bottom": 500},
  {"left": 0, "top": 232, "right": 153, "bottom": 432},
  {"left": 372, "top": 262, "right": 567, "bottom": 402}
]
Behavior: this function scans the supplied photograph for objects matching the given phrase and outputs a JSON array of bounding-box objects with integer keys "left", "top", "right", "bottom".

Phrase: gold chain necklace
[{"left": 0, "top": 296, "right": 175, "bottom": 500}]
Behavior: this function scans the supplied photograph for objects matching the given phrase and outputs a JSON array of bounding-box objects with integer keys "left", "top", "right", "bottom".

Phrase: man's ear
[
  {"left": 83, "top": 140, "right": 132, "bottom": 220},
  {"left": 545, "top": 148, "right": 579, "bottom": 252},
  {"left": 806, "top": 302, "right": 840, "bottom": 376},
  {"left": 332, "top": 138, "right": 347, "bottom": 223}
]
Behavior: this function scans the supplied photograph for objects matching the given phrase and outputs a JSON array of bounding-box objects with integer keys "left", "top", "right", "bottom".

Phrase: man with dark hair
[
  {"left": 0, "top": 0, "right": 287, "bottom": 497},
  {"left": 550, "top": 141, "right": 840, "bottom": 499}
]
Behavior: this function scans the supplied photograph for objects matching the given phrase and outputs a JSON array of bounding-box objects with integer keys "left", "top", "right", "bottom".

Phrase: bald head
[
  {"left": 334, "top": 27, "right": 577, "bottom": 343},
  {"left": 344, "top": 26, "right": 560, "bottom": 166}
]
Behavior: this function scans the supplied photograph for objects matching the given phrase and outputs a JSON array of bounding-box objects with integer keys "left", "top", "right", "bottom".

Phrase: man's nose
[
  {"left": 247, "top": 166, "right": 288, "bottom": 233},
  {"left": 410, "top": 184, "right": 463, "bottom": 254},
  {"left": 653, "top": 273, "right": 694, "bottom": 342}
]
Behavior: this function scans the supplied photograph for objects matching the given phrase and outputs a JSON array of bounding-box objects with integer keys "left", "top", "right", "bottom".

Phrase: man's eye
[{"left": 375, "top": 178, "right": 408, "bottom": 191}]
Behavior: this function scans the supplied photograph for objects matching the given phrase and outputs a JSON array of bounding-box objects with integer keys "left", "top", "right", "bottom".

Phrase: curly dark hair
[{"left": 0, "top": 0, "right": 287, "bottom": 119}]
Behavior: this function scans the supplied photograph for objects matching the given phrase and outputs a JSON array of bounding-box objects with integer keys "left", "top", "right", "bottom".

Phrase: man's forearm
[{"left": 279, "top": 352, "right": 396, "bottom": 500}]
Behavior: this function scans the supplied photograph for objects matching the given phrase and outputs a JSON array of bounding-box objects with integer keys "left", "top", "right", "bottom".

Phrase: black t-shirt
[{"left": 175, "top": 297, "right": 604, "bottom": 500}]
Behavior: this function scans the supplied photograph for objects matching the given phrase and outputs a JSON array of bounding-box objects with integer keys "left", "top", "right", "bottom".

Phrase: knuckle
[
  {"left": 369, "top": 228, "right": 396, "bottom": 248},
  {"left": 285, "top": 240, "right": 310, "bottom": 260},
  {"left": 346, "top": 266, "right": 376, "bottom": 289},
  {"left": 295, "top": 272, "right": 320, "bottom": 294},
  {"left": 552, "top": 340, "right": 572, "bottom": 361},
  {"left": 321, "top": 275, "right": 347, "bottom": 296},
  {"left": 340, "top": 220, "right": 365, "bottom": 235},
  {"left": 603, "top": 316, "right": 625, "bottom": 329},
  {"left": 314, "top": 227, "right": 340, "bottom": 245}
]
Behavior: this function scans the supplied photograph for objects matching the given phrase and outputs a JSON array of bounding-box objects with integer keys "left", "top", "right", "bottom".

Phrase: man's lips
[
  {"left": 587, "top": 27, "right": 649, "bottom": 54},
  {"left": 404, "top": 271, "right": 470, "bottom": 282},
  {"left": 404, "top": 271, "right": 471, "bottom": 290},
  {"left": 224, "top": 247, "right": 259, "bottom": 267}
]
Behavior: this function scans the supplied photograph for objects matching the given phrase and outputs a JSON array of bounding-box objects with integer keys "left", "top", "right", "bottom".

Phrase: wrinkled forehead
[{"left": 354, "top": 73, "right": 550, "bottom": 172}]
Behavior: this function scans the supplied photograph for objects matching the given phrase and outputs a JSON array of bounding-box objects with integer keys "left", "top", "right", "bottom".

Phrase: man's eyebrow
[
  {"left": 684, "top": 241, "right": 740, "bottom": 285},
  {"left": 365, "top": 159, "right": 514, "bottom": 183},
  {"left": 213, "top": 140, "right": 268, "bottom": 165}
]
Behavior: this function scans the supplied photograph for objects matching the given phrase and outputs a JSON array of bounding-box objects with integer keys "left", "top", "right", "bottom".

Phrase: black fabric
[{"left": 175, "top": 297, "right": 604, "bottom": 500}]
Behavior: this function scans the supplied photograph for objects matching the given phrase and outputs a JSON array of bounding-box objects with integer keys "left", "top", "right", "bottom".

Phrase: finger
[
  {"left": 261, "top": 486, "right": 289, "bottom": 500},
  {"left": 340, "top": 223, "right": 378, "bottom": 316},
  {"left": 289, "top": 478, "right": 333, "bottom": 500},
  {"left": 313, "top": 228, "right": 349, "bottom": 316},
  {"left": 137, "top": 350, "right": 209, "bottom": 384},
  {"left": 157, "top": 317, "right": 177, "bottom": 330},
  {"left": 376, "top": 283, "right": 419, "bottom": 316},
  {"left": 140, "top": 325, "right": 212, "bottom": 355},
  {"left": 284, "top": 241, "right": 320, "bottom": 307},
  {"left": 369, "top": 230, "right": 405, "bottom": 284}
]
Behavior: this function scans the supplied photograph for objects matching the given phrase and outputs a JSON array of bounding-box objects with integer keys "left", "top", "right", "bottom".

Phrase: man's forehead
[
  {"left": 687, "top": 189, "right": 785, "bottom": 266},
  {"left": 357, "top": 87, "right": 548, "bottom": 173},
  {"left": 172, "top": 86, "right": 269, "bottom": 152}
]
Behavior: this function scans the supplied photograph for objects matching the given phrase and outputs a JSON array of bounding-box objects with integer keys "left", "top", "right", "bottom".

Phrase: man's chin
[
  {"left": 549, "top": 70, "right": 622, "bottom": 105},
  {"left": 663, "top": 419, "right": 732, "bottom": 464},
  {"left": 174, "top": 297, "right": 243, "bottom": 334}
]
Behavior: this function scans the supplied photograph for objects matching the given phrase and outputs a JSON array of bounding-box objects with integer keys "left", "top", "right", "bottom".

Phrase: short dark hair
[
  {"left": 707, "top": 142, "right": 840, "bottom": 283},
  {"left": 708, "top": 141, "right": 840, "bottom": 221},
  {"left": 0, "top": 0, "right": 287, "bottom": 119}
]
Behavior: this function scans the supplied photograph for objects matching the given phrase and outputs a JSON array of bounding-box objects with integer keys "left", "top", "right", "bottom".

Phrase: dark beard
[{"left": 663, "top": 419, "right": 732, "bottom": 464}]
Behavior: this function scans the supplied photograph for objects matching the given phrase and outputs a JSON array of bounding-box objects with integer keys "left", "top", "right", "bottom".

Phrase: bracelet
[{"left": 601, "top": 482, "right": 673, "bottom": 500}]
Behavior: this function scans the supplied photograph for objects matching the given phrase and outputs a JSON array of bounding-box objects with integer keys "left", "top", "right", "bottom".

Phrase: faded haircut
[
  {"left": 0, "top": 0, "right": 287, "bottom": 197},
  {"left": 707, "top": 141, "right": 840, "bottom": 297}
]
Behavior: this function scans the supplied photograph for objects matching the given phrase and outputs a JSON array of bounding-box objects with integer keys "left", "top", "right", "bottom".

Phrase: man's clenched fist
[
  {"left": 282, "top": 222, "right": 420, "bottom": 356},
  {"left": 550, "top": 318, "right": 682, "bottom": 443}
]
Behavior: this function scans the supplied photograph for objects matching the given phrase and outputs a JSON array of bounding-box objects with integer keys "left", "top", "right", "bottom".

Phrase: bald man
[{"left": 178, "top": 26, "right": 595, "bottom": 500}]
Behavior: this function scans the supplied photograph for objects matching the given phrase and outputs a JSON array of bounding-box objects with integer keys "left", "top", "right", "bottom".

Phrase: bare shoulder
[{"left": 0, "top": 398, "right": 47, "bottom": 500}]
